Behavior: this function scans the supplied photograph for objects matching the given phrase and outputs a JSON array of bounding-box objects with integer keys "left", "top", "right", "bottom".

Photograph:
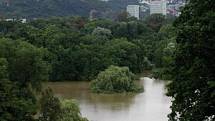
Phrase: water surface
[{"left": 47, "top": 77, "right": 171, "bottom": 121}]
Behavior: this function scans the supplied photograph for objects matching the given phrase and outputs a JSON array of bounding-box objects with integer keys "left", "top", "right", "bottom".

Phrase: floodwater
[{"left": 47, "top": 77, "right": 171, "bottom": 121}]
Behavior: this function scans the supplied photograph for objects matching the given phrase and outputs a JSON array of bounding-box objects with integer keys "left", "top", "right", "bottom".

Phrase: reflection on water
[{"left": 47, "top": 77, "right": 171, "bottom": 121}]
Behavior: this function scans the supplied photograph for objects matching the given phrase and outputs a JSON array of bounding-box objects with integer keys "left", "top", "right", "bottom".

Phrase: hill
[{"left": 0, "top": 0, "right": 139, "bottom": 18}]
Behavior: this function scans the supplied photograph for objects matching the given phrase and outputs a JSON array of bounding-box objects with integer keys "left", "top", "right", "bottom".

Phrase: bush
[
  {"left": 90, "top": 65, "right": 143, "bottom": 93},
  {"left": 39, "top": 89, "right": 88, "bottom": 121},
  {"left": 39, "top": 88, "right": 61, "bottom": 121},
  {"left": 92, "top": 27, "right": 112, "bottom": 37},
  {"left": 60, "top": 99, "right": 88, "bottom": 121}
]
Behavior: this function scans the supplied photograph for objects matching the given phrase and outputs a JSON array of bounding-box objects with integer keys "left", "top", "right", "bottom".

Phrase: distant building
[
  {"left": 89, "top": 10, "right": 98, "bottom": 21},
  {"left": 126, "top": 5, "right": 140, "bottom": 19},
  {"left": 100, "top": 0, "right": 109, "bottom": 2},
  {"left": 1, "top": 0, "right": 11, "bottom": 7},
  {"left": 139, "top": 0, "right": 150, "bottom": 4},
  {"left": 5, "top": 18, "right": 14, "bottom": 22},
  {"left": 4, "top": 18, "right": 27, "bottom": 23},
  {"left": 20, "top": 19, "right": 27, "bottom": 23},
  {"left": 167, "top": 0, "right": 185, "bottom": 16},
  {"left": 150, "top": 0, "right": 167, "bottom": 15},
  {"left": 138, "top": 0, "right": 185, "bottom": 17}
]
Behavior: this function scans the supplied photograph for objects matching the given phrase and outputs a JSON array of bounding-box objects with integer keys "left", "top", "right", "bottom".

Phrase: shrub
[
  {"left": 92, "top": 27, "right": 112, "bottom": 37},
  {"left": 39, "top": 89, "right": 88, "bottom": 121},
  {"left": 90, "top": 65, "right": 143, "bottom": 93},
  {"left": 39, "top": 88, "right": 61, "bottom": 121},
  {"left": 60, "top": 99, "right": 88, "bottom": 121}
]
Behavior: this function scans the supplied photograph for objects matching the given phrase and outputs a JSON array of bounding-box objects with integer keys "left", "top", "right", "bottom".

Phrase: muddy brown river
[{"left": 47, "top": 77, "right": 171, "bottom": 121}]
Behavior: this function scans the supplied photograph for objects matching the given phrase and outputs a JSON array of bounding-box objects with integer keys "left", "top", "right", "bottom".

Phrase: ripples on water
[{"left": 47, "top": 77, "right": 171, "bottom": 121}]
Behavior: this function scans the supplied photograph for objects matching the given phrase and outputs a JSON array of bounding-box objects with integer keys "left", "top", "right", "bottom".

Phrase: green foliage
[
  {"left": 60, "top": 99, "right": 88, "bottom": 121},
  {"left": 0, "top": 38, "right": 50, "bottom": 121},
  {"left": 0, "top": 58, "right": 38, "bottom": 121},
  {"left": 0, "top": 80, "right": 38, "bottom": 121},
  {"left": 92, "top": 27, "right": 112, "bottom": 38},
  {"left": 0, "top": 18, "right": 156, "bottom": 81},
  {"left": 90, "top": 65, "right": 143, "bottom": 93},
  {"left": 0, "top": 58, "right": 12, "bottom": 121},
  {"left": 0, "top": 15, "right": 174, "bottom": 81},
  {"left": 152, "top": 68, "right": 172, "bottom": 80},
  {"left": 167, "top": 0, "right": 215, "bottom": 120},
  {"left": 0, "top": 38, "right": 50, "bottom": 89},
  {"left": 104, "top": 38, "right": 142, "bottom": 72},
  {"left": 39, "top": 89, "right": 88, "bottom": 121},
  {"left": 145, "top": 14, "right": 166, "bottom": 32},
  {"left": 39, "top": 89, "right": 61, "bottom": 121},
  {"left": 0, "top": 58, "right": 8, "bottom": 79},
  {"left": 152, "top": 24, "right": 176, "bottom": 80}
]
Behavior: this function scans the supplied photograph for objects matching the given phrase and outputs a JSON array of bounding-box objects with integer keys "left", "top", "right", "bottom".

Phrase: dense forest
[
  {"left": 0, "top": 14, "right": 175, "bottom": 81},
  {"left": 0, "top": 0, "right": 138, "bottom": 18},
  {"left": 0, "top": 0, "right": 214, "bottom": 121}
]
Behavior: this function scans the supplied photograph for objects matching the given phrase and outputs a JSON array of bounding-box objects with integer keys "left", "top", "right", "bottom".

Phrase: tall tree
[
  {"left": 167, "top": 0, "right": 215, "bottom": 120},
  {"left": 0, "top": 58, "right": 37, "bottom": 121},
  {"left": 0, "top": 38, "right": 50, "bottom": 121},
  {"left": 39, "top": 89, "right": 61, "bottom": 121}
]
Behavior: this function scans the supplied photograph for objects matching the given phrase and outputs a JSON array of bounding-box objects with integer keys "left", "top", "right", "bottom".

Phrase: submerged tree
[
  {"left": 167, "top": 0, "right": 215, "bottom": 120},
  {"left": 90, "top": 65, "right": 143, "bottom": 93}
]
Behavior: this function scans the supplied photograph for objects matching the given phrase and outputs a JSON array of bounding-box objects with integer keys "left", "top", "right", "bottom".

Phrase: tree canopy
[
  {"left": 90, "top": 65, "right": 143, "bottom": 93},
  {"left": 0, "top": 16, "right": 173, "bottom": 81},
  {"left": 167, "top": 0, "right": 215, "bottom": 120},
  {"left": 0, "top": 38, "right": 50, "bottom": 121}
]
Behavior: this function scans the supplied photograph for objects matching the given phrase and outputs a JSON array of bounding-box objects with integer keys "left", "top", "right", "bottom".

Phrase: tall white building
[
  {"left": 150, "top": 0, "right": 167, "bottom": 15},
  {"left": 139, "top": 0, "right": 150, "bottom": 4},
  {"left": 100, "top": 0, "right": 109, "bottom": 2},
  {"left": 126, "top": 5, "right": 140, "bottom": 19}
]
